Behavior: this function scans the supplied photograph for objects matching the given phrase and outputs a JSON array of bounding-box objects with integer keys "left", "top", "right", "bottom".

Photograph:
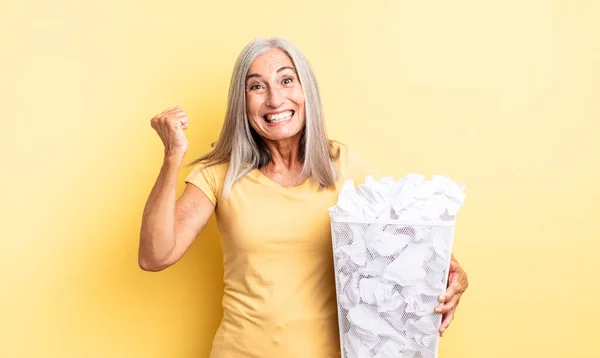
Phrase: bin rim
[{"left": 329, "top": 215, "right": 456, "bottom": 227}]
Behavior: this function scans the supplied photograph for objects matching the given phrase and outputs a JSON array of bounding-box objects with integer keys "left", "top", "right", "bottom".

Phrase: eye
[
  {"left": 248, "top": 84, "right": 263, "bottom": 91},
  {"left": 282, "top": 77, "right": 294, "bottom": 85}
]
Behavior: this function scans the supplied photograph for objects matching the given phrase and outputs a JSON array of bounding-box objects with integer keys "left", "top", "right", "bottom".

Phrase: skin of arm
[{"left": 138, "top": 154, "right": 215, "bottom": 271}]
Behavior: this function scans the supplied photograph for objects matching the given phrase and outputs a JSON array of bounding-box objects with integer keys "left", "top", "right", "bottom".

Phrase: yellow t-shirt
[{"left": 185, "top": 143, "right": 376, "bottom": 358}]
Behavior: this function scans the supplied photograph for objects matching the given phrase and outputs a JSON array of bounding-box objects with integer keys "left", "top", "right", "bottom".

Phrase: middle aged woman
[{"left": 139, "top": 37, "right": 469, "bottom": 358}]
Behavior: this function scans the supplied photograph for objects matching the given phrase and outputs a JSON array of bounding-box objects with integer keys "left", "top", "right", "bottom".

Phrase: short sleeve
[
  {"left": 337, "top": 143, "right": 380, "bottom": 185},
  {"left": 184, "top": 162, "right": 227, "bottom": 206}
]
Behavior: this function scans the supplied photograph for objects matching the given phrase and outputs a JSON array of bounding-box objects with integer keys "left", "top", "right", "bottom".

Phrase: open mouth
[{"left": 264, "top": 110, "right": 294, "bottom": 124}]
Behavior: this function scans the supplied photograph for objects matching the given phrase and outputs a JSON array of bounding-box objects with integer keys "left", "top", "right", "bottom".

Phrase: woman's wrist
[{"left": 163, "top": 150, "right": 185, "bottom": 166}]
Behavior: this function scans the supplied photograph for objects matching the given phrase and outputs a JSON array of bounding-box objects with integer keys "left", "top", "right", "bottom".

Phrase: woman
[{"left": 139, "top": 37, "right": 468, "bottom": 357}]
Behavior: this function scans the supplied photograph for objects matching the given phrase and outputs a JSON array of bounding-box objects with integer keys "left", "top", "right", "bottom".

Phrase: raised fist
[{"left": 150, "top": 105, "right": 189, "bottom": 156}]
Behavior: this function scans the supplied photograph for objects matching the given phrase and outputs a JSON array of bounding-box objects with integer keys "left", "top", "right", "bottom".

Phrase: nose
[{"left": 265, "top": 86, "right": 284, "bottom": 108}]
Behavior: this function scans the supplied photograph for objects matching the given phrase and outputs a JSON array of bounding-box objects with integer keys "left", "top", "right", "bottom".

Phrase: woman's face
[{"left": 245, "top": 49, "right": 305, "bottom": 144}]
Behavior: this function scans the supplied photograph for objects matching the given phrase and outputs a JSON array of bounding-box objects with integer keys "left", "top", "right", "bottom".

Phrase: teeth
[{"left": 266, "top": 111, "right": 293, "bottom": 123}]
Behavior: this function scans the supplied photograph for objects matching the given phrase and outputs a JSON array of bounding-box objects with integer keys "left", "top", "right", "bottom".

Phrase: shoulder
[
  {"left": 186, "top": 161, "right": 229, "bottom": 181},
  {"left": 184, "top": 161, "right": 229, "bottom": 205}
]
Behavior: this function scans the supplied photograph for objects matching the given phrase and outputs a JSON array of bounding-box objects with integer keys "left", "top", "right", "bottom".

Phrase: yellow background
[{"left": 2, "top": 0, "right": 599, "bottom": 357}]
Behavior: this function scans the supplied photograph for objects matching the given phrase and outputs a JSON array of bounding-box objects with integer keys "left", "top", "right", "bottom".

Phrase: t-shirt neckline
[{"left": 250, "top": 168, "right": 311, "bottom": 192}]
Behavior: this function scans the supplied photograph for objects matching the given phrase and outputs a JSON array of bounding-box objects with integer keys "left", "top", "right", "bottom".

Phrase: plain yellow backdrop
[{"left": 2, "top": 0, "right": 599, "bottom": 357}]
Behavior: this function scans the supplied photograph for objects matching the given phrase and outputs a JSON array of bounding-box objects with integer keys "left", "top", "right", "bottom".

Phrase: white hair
[{"left": 190, "top": 37, "right": 339, "bottom": 198}]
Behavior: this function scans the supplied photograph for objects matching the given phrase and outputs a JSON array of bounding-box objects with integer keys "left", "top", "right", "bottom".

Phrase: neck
[{"left": 263, "top": 135, "right": 302, "bottom": 171}]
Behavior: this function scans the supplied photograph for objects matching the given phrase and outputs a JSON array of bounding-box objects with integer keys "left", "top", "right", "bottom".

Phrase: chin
[{"left": 264, "top": 130, "right": 303, "bottom": 143}]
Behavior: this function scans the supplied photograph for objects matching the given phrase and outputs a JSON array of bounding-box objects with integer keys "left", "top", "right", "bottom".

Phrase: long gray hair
[{"left": 189, "top": 37, "right": 340, "bottom": 198}]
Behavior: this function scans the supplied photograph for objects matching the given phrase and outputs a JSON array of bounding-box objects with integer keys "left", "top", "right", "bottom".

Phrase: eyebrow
[{"left": 245, "top": 66, "right": 296, "bottom": 81}]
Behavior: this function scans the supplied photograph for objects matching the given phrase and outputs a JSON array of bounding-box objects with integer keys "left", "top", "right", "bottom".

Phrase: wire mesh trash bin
[{"left": 330, "top": 217, "right": 456, "bottom": 358}]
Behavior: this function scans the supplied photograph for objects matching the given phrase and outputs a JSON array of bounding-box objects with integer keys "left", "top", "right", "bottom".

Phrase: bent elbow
[{"left": 138, "top": 256, "right": 169, "bottom": 272}]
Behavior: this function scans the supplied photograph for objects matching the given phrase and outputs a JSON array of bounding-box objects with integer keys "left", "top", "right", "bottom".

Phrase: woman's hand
[
  {"left": 436, "top": 255, "right": 468, "bottom": 336},
  {"left": 150, "top": 105, "right": 189, "bottom": 157}
]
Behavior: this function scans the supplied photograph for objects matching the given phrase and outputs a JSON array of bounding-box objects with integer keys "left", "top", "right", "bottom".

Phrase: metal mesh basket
[{"left": 331, "top": 217, "right": 456, "bottom": 358}]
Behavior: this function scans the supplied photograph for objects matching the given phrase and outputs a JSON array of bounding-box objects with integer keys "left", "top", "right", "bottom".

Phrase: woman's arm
[
  {"left": 138, "top": 106, "right": 215, "bottom": 271},
  {"left": 138, "top": 156, "right": 215, "bottom": 271}
]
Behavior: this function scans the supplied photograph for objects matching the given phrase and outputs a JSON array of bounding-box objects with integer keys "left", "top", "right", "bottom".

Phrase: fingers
[
  {"left": 149, "top": 105, "right": 190, "bottom": 155},
  {"left": 170, "top": 107, "right": 188, "bottom": 129},
  {"left": 151, "top": 105, "right": 188, "bottom": 129},
  {"left": 449, "top": 257, "right": 469, "bottom": 291},
  {"left": 436, "top": 291, "right": 461, "bottom": 314},
  {"left": 439, "top": 308, "right": 456, "bottom": 337},
  {"left": 435, "top": 257, "right": 467, "bottom": 337},
  {"left": 439, "top": 283, "right": 457, "bottom": 304},
  {"left": 436, "top": 272, "right": 464, "bottom": 313},
  {"left": 174, "top": 111, "right": 189, "bottom": 129},
  {"left": 439, "top": 274, "right": 463, "bottom": 304},
  {"left": 439, "top": 260, "right": 468, "bottom": 305}
]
